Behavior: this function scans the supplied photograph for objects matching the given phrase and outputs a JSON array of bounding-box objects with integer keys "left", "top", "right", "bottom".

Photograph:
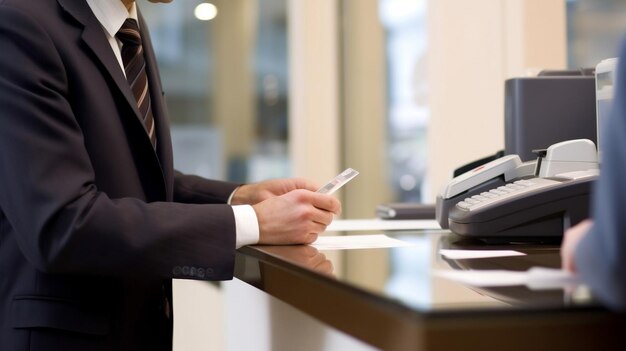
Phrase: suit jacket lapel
[
  {"left": 56, "top": 0, "right": 169, "bottom": 200},
  {"left": 57, "top": 0, "right": 143, "bottom": 125}
]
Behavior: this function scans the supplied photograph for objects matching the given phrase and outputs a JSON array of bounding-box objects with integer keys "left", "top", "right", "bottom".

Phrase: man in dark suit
[
  {"left": 0, "top": 0, "right": 341, "bottom": 350},
  {"left": 561, "top": 40, "right": 626, "bottom": 310}
]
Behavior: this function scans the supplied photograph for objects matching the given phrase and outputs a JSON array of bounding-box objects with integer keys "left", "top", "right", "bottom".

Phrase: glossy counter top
[{"left": 235, "top": 229, "right": 626, "bottom": 350}]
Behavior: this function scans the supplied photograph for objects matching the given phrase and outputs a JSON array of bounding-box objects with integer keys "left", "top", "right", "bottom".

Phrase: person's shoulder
[
  {"left": 0, "top": 0, "right": 55, "bottom": 11},
  {"left": 0, "top": 0, "right": 67, "bottom": 34},
  {"left": 0, "top": 0, "right": 62, "bottom": 22}
]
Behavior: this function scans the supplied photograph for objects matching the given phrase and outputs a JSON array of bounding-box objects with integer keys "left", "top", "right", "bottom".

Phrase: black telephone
[{"left": 437, "top": 139, "right": 599, "bottom": 240}]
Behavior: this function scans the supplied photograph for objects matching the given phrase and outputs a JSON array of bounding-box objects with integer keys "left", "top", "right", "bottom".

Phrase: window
[
  {"left": 142, "top": 0, "right": 290, "bottom": 182},
  {"left": 567, "top": 0, "right": 626, "bottom": 68},
  {"left": 380, "top": 0, "right": 429, "bottom": 202}
]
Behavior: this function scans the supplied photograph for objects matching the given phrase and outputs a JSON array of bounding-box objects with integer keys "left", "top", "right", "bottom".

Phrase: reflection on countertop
[{"left": 240, "top": 230, "right": 596, "bottom": 313}]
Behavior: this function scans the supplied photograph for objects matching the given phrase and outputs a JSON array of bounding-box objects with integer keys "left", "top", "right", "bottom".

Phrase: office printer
[{"left": 505, "top": 69, "right": 597, "bottom": 161}]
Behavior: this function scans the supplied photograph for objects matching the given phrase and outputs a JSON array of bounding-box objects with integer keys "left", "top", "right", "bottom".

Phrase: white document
[
  {"left": 439, "top": 249, "right": 526, "bottom": 260},
  {"left": 434, "top": 267, "right": 578, "bottom": 290},
  {"left": 311, "top": 234, "right": 415, "bottom": 251},
  {"left": 326, "top": 218, "right": 441, "bottom": 232}
]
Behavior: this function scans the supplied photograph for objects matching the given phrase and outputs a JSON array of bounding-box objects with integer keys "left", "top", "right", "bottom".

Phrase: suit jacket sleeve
[
  {"left": 574, "top": 38, "right": 626, "bottom": 309},
  {"left": 0, "top": 6, "right": 235, "bottom": 281},
  {"left": 173, "top": 171, "right": 241, "bottom": 204}
]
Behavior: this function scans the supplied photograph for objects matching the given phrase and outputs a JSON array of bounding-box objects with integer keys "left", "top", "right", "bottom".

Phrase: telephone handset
[{"left": 437, "top": 139, "right": 599, "bottom": 239}]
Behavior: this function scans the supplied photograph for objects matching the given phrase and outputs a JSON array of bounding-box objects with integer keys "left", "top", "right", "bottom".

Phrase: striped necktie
[{"left": 117, "top": 18, "right": 157, "bottom": 148}]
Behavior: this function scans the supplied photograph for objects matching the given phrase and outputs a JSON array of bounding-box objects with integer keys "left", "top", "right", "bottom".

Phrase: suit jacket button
[
  {"left": 173, "top": 266, "right": 182, "bottom": 275},
  {"left": 182, "top": 266, "right": 190, "bottom": 275}
]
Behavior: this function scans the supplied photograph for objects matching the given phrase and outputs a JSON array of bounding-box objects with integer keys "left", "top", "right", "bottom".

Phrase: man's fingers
[
  {"left": 308, "top": 208, "right": 334, "bottom": 226},
  {"left": 293, "top": 177, "right": 319, "bottom": 192},
  {"left": 310, "top": 192, "right": 342, "bottom": 214},
  {"left": 256, "top": 189, "right": 342, "bottom": 245},
  {"left": 560, "top": 219, "right": 593, "bottom": 272},
  {"left": 304, "top": 233, "right": 318, "bottom": 244}
]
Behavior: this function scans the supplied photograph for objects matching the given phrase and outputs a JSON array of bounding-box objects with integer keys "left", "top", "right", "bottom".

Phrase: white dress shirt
[{"left": 85, "top": 0, "right": 259, "bottom": 248}]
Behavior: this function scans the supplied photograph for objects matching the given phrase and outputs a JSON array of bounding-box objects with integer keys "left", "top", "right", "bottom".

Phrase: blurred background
[
  {"left": 142, "top": 0, "right": 626, "bottom": 210},
  {"left": 139, "top": 0, "right": 626, "bottom": 349}
]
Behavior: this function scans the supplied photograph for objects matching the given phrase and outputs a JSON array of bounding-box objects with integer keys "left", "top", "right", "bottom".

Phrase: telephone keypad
[
  {"left": 465, "top": 198, "right": 481, "bottom": 205},
  {"left": 480, "top": 192, "right": 498, "bottom": 199},
  {"left": 457, "top": 178, "right": 559, "bottom": 212},
  {"left": 490, "top": 189, "right": 508, "bottom": 195}
]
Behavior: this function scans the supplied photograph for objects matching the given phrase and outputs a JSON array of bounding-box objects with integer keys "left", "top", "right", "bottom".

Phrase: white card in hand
[{"left": 316, "top": 168, "right": 359, "bottom": 195}]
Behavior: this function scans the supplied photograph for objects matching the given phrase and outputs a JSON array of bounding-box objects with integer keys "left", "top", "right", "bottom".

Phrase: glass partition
[
  {"left": 141, "top": 0, "right": 290, "bottom": 183},
  {"left": 379, "top": 0, "right": 429, "bottom": 203},
  {"left": 567, "top": 0, "right": 626, "bottom": 68}
]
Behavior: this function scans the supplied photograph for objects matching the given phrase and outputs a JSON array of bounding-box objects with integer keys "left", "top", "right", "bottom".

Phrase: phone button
[
  {"left": 464, "top": 198, "right": 481, "bottom": 205},
  {"left": 480, "top": 192, "right": 498, "bottom": 199},
  {"left": 457, "top": 201, "right": 471, "bottom": 209}
]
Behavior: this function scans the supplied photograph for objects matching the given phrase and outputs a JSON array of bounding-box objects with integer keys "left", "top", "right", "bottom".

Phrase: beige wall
[
  {"left": 288, "top": 0, "right": 340, "bottom": 182},
  {"left": 341, "top": 0, "right": 391, "bottom": 219},
  {"left": 425, "top": 0, "right": 566, "bottom": 201},
  {"left": 212, "top": 0, "right": 257, "bottom": 169}
]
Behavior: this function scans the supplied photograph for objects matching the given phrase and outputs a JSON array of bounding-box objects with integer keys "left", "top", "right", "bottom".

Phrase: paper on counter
[
  {"left": 434, "top": 269, "right": 527, "bottom": 287},
  {"left": 525, "top": 267, "right": 579, "bottom": 290},
  {"left": 311, "top": 234, "right": 415, "bottom": 251},
  {"left": 434, "top": 267, "right": 578, "bottom": 290},
  {"left": 326, "top": 218, "right": 441, "bottom": 232},
  {"left": 439, "top": 249, "right": 526, "bottom": 260}
]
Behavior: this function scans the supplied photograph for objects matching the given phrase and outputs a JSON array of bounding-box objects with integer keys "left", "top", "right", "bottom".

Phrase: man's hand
[
  {"left": 561, "top": 219, "right": 593, "bottom": 272},
  {"left": 252, "top": 189, "right": 341, "bottom": 245},
  {"left": 231, "top": 178, "right": 318, "bottom": 205}
]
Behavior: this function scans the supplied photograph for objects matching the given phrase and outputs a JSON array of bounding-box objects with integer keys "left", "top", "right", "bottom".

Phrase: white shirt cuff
[{"left": 232, "top": 205, "right": 259, "bottom": 248}]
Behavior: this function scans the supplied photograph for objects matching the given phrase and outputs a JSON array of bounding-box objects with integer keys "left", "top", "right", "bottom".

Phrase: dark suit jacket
[
  {"left": 575, "top": 38, "right": 626, "bottom": 310},
  {"left": 0, "top": 1, "right": 240, "bottom": 349}
]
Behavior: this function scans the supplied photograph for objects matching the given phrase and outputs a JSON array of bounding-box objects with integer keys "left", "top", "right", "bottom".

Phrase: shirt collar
[{"left": 86, "top": 0, "right": 139, "bottom": 38}]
